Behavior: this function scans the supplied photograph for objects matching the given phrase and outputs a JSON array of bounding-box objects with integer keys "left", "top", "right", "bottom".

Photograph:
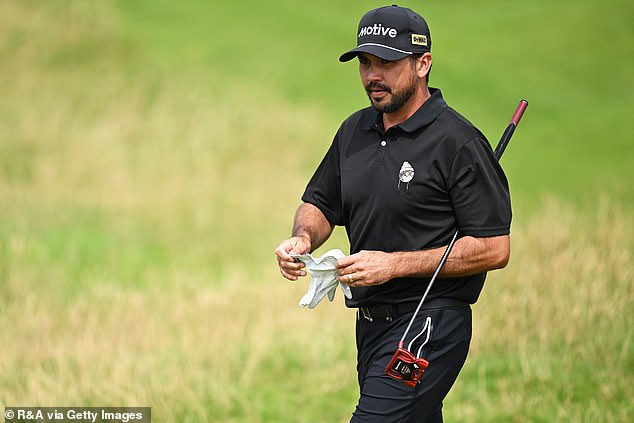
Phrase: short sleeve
[
  {"left": 447, "top": 137, "right": 512, "bottom": 237},
  {"left": 301, "top": 133, "right": 344, "bottom": 226}
]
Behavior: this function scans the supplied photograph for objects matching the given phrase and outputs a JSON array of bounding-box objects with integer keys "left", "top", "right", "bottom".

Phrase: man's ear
[{"left": 417, "top": 53, "right": 432, "bottom": 79}]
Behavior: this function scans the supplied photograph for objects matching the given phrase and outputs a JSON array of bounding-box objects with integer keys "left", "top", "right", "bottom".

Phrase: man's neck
[{"left": 383, "top": 85, "right": 431, "bottom": 130}]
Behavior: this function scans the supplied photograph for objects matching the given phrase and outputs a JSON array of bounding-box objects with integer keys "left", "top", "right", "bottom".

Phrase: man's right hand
[{"left": 275, "top": 236, "right": 312, "bottom": 281}]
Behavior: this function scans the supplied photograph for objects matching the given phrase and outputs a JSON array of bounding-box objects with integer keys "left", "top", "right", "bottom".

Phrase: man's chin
[
  {"left": 369, "top": 97, "right": 389, "bottom": 110},
  {"left": 371, "top": 100, "right": 395, "bottom": 113}
]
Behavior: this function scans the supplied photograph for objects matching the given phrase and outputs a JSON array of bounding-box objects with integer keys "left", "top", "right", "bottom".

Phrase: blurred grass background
[{"left": 0, "top": 0, "right": 632, "bottom": 422}]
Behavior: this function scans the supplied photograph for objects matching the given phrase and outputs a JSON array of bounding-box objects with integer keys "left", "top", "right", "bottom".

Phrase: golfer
[{"left": 275, "top": 5, "right": 511, "bottom": 422}]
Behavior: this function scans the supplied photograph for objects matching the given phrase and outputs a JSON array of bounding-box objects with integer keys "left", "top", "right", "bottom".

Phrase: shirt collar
[{"left": 361, "top": 87, "right": 448, "bottom": 133}]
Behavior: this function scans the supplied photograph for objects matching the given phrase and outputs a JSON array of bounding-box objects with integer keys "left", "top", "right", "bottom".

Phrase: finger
[
  {"left": 275, "top": 243, "right": 294, "bottom": 261},
  {"left": 338, "top": 271, "right": 359, "bottom": 285},
  {"left": 337, "top": 261, "right": 358, "bottom": 277},
  {"left": 278, "top": 257, "right": 306, "bottom": 270},
  {"left": 280, "top": 266, "right": 307, "bottom": 281},
  {"left": 279, "top": 262, "right": 306, "bottom": 276},
  {"left": 279, "top": 259, "right": 307, "bottom": 274},
  {"left": 275, "top": 248, "right": 307, "bottom": 271},
  {"left": 335, "top": 255, "right": 356, "bottom": 269},
  {"left": 280, "top": 267, "right": 298, "bottom": 281},
  {"left": 287, "top": 267, "right": 307, "bottom": 277}
]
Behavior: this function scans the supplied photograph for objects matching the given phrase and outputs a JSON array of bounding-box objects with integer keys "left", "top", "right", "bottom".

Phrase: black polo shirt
[{"left": 302, "top": 88, "right": 511, "bottom": 307}]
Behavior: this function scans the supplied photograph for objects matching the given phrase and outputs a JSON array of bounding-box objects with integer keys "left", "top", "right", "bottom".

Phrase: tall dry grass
[
  {"left": 1, "top": 3, "right": 350, "bottom": 421},
  {"left": 451, "top": 196, "right": 633, "bottom": 422},
  {"left": 1, "top": 195, "right": 631, "bottom": 422},
  {"left": 1, "top": 1, "right": 632, "bottom": 422}
]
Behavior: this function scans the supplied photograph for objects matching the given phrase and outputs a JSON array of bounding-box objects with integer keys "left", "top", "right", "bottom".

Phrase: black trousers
[{"left": 351, "top": 305, "right": 472, "bottom": 423}]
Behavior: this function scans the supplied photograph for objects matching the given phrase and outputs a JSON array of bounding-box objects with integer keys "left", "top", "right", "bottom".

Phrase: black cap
[{"left": 339, "top": 5, "right": 431, "bottom": 62}]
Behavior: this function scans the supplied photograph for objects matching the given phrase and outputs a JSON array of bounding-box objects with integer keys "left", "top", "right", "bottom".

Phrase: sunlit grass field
[{"left": 1, "top": 1, "right": 632, "bottom": 422}]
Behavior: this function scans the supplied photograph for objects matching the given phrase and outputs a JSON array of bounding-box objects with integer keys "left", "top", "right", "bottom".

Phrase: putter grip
[
  {"left": 494, "top": 100, "right": 529, "bottom": 160},
  {"left": 509, "top": 100, "right": 528, "bottom": 126}
]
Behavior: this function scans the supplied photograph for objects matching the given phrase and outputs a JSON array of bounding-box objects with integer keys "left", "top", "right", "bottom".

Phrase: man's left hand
[{"left": 336, "top": 250, "right": 395, "bottom": 287}]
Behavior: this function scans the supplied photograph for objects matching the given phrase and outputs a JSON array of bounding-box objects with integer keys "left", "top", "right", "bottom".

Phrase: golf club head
[{"left": 385, "top": 344, "right": 429, "bottom": 387}]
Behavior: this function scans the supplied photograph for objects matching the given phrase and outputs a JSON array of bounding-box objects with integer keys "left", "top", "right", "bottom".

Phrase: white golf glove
[{"left": 291, "top": 249, "right": 352, "bottom": 309}]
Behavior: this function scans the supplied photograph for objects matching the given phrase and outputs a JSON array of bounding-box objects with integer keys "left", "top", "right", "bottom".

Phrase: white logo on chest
[{"left": 398, "top": 161, "right": 415, "bottom": 190}]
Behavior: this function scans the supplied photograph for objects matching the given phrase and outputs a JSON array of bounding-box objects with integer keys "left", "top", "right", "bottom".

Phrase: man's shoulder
[
  {"left": 339, "top": 106, "right": 377, "bottom": 131},
  {"left": 329, "top": 107, "right": 377, "bottom": 147},
  {"left": 436, "top": 105, "right": 486, "bottom": 143}
]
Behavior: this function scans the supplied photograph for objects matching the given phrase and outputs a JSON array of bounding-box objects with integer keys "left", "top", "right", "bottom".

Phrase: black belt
[{"left": 358, "top": 298, "right": 468, "bottom": 322}]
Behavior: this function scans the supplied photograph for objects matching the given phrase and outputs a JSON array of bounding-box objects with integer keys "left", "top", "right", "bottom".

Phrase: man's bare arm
[
  {"left": 275, "top": 203, "right": 335, "bottom": 281},
  {"left": 290, "top": 202, "right": 335, "bottom": 253},
  {"left": 336, "top": 235, "right": 510, "bottom": 287}
]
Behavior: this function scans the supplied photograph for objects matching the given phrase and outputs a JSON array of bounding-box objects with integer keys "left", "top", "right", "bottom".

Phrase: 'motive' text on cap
[{"left": 339, "top": 5, "right": 431, "bottom": 62}]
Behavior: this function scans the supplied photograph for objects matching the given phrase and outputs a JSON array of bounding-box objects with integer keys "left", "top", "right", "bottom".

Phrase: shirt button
[{"left": 380, "top": 140, "right": 387, "bottom": 147}]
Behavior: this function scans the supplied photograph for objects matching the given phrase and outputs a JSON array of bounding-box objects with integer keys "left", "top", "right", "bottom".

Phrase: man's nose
[{"left": 366, "top": 64, "right": 383, "bottom": 81}]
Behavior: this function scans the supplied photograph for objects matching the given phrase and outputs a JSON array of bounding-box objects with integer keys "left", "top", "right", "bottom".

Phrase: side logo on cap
[{"left": 411, "top": 34, "right": 428, "bottom": 46}]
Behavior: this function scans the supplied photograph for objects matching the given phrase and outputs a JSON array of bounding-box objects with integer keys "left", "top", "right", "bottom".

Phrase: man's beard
[{"left": 365, "top": 72, "right": 418, "bottom": 114}]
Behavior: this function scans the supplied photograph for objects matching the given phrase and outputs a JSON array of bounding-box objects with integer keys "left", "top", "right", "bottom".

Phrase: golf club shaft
[{"left": 399, "top": 99, "right": 528, "bottom": 344}]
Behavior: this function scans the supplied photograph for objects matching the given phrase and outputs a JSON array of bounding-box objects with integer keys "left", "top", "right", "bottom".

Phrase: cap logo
[
  {"left": 358, "top": 23, "right": 397, "bottom": 38},
  {"left": 411, "top": 34, "right": 428, "bottom": 46}
]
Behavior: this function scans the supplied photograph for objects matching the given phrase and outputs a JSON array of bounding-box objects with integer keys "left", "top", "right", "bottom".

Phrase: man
[{"left": 275, "top": 5, "right": 511, "bottom": 422}]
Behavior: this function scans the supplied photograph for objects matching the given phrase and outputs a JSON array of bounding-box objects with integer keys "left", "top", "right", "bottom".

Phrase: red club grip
[{"left": 509, "top": 100, "right": 528, "bottom": 126}]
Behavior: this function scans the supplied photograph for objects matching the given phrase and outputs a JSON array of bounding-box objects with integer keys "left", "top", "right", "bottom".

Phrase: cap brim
[{"left": 339, "top": 44, "right": 412, "bottom": 62}]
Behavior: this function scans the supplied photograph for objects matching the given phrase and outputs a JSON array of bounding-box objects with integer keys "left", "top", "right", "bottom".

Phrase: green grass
[
  {"left": 116, "top": 0, "right": 634, "bottom": 207},
  {"left": 0, "top": 0, "right": 632, "bottom": 421}
]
